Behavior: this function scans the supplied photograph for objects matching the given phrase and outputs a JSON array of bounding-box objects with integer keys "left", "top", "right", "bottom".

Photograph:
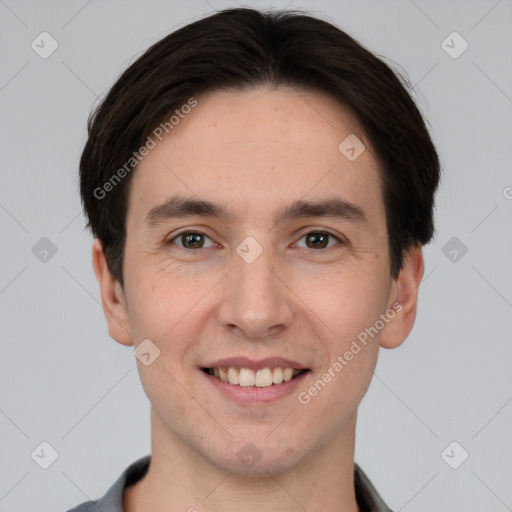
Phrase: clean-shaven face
[{"left": 120, "top": 87, "right": 398, "bottom": 474}]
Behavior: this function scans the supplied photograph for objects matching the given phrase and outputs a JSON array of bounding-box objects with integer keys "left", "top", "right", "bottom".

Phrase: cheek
[
  {"left": 293, "top": 261, "right": 391, "bottom": 345},
  {"left": 291, "top": 262, "right": 388, "bottom": 411},
  {"left": 124, "top": 257, "right": 215, "bottom": 340},
  {"left": 296, "top": 319, "right": 379, "bottom": 424},
  {"left": 124, "top": 264, "right": 218, "bottom": 402}
]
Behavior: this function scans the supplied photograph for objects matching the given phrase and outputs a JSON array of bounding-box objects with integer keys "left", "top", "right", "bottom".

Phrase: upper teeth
[{"left": 209, "top": 367, "right": 301, "bottom": 387}]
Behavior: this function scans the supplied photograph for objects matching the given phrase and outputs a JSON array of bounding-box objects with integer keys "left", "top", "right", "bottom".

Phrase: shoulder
[
  {"left": 354, "top": 463, "right": 394, "bottom": 512},
  {"left": 64, "top": 455, "right": 151, "bottom": 512},
  {"left": 65, "top": 502, "right": 100, "bottom": 512}
]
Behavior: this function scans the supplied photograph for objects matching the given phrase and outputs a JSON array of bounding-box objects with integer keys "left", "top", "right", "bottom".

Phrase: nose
[{"left": 217, "top": 246, "right": 294, "bottom": 340}]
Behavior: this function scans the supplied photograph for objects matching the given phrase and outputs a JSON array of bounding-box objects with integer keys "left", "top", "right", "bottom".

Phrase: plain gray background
[{"left": 1, "top": 0, "right": 511, "bottom": 510}]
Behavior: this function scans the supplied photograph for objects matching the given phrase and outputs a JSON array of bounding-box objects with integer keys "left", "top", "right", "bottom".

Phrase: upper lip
[{"left": 202, "top": 357, "right": 308, "bottom": 370}]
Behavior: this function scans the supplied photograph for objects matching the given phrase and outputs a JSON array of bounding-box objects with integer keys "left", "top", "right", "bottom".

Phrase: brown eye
[
  {"left": 181, "top": 233, "right": 204, "bottom": 248},
  {"left": 168, "top": 231, "right": 215, "bottom": 249},
  {"left": 296, "top": 231, "right": 341, "bottom": 250},
  {"left": 305, "top": 232, "right": 329, "bottom": 249}
]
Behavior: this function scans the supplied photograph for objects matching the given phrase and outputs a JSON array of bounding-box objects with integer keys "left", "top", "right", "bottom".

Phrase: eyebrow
[{"left": 144, "top": 194, "right": 366, "bottom": 228}]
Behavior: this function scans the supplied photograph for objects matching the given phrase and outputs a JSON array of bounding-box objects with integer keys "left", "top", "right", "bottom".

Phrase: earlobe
[
  {"left": 380, "top": 244, "right": 425, "bottom": 349},
  {"left": 92, "top": 239, "right": 133, "bottom": 346}
]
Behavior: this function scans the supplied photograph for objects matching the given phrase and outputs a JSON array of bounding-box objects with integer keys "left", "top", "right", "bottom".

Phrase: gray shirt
[{"left": 66, "top": 455, "right": 393, "bottom": 512}]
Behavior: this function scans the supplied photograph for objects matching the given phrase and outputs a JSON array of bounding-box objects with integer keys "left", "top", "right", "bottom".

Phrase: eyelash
[{"left": 166, "top": 229, "right": 344, "bottom": 252}]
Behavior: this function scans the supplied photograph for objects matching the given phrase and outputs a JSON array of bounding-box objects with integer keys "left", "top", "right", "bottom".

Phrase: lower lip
[{"left": 200, "top": 369, "right": 310, "bottom": 405}]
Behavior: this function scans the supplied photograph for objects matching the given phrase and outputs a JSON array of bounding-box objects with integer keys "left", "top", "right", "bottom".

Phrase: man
[{"left": 69, "top": 7, "right": 440, "bottom": 512}]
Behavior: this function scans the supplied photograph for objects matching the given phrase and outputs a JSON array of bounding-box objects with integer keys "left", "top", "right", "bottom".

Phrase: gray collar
[{"left": 67, "top": 455, "right": 393, "bottom": 512}]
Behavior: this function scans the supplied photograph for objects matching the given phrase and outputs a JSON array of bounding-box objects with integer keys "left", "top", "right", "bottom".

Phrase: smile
[{"left": 202, "top": 367, "right": 307, "bottom": 387}]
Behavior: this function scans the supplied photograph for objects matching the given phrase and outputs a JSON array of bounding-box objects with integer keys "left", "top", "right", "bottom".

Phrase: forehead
[
  {"left": 163, "top": 87, "right": 369, "bottom": 161},
  {"left": 127, "top": 87, "right": 384, "bottom": 228}
]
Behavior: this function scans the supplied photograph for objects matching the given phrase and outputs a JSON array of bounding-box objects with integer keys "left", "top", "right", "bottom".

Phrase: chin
[{"left": 205, "top": 438, "right": 306, "bottom": 476}]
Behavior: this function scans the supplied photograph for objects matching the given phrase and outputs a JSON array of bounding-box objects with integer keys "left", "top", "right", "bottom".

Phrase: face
[{"left": 96, "top": 87, "right": 421, "bottom": 475}]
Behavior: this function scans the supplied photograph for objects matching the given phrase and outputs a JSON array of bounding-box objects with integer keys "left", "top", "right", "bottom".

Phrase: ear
[
  {"left": 380, "top": 244, "right": 425, "bottom": 349},
  {"left": 92, "top": 239, "right": 133, "bottom": 346}
]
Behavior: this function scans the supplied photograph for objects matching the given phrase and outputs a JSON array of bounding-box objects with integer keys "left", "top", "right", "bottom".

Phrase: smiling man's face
[{"left": 94, "top": 87, "right": 422, "bottom": 476}]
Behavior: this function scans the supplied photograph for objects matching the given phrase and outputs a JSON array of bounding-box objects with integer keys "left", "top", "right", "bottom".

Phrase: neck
[{"left": 124, "top": 409, "right": 360, "bottom": 512}]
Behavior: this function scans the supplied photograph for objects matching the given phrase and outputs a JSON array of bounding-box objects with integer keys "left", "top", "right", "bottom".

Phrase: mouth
[
  {"left": 199, "top": 357, "right": 311, "bottom": 404},
  {"left": 201, "top": 366, "right": 309, "bottom": 387}
]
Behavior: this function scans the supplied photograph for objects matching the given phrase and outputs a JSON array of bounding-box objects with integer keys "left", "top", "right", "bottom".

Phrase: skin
[{"left": 92, "top": 87, "right": 424, "bottom": 512}]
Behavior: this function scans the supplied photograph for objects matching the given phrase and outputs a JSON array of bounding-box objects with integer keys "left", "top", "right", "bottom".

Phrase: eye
[
  {"left": 167, "top": 231, "right": 217, "bottom": 250},
  {"left": 166, "top": 230, "right": 342, "bottom": 251},
  {"left": 295, "top": 231, "right": 342, "bottom": 250}
]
